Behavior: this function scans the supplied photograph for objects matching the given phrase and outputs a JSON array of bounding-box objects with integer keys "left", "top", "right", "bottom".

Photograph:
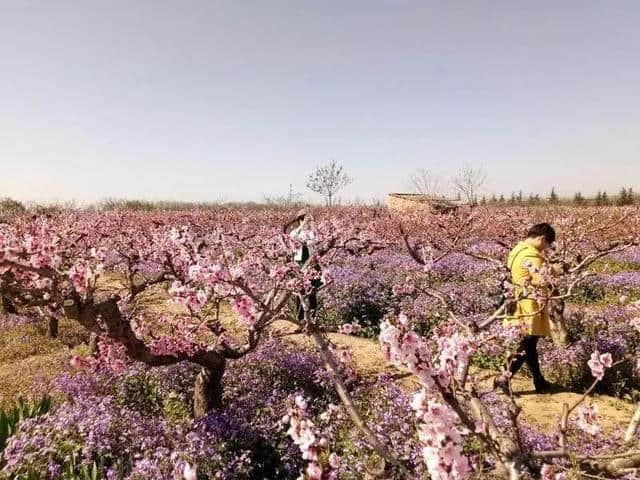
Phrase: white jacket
[{"left": 289, "top": 225, "right": 316, "bottom": 262}]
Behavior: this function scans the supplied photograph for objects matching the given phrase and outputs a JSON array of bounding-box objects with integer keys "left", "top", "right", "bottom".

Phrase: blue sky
[{"left": 1, "top": 1, "right": 639, "bottom": 204}]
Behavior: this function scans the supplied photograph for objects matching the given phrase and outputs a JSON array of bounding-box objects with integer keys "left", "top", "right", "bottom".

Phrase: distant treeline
[
  {"left": 0, "top": 195, "right": 391, "bottom": 215},
  {"left": 0, "top": 187, "right": 637, "bottom": 215},
  {"left": 0, "top": 197, "right": 297, "bottom": 214},
  {"left": 478, "top": 186, "right": 638, "bottom": 207}
]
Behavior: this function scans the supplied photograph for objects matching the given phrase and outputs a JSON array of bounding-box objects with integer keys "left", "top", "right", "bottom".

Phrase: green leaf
[
  {"left": 16, "top": 397, "right": 26, "bottom": 422},
  {"left": 0, "top": 395, "right": 54, "bottom": 455}
]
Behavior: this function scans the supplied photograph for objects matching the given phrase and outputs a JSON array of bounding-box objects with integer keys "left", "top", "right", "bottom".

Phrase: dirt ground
[{"left": 269, "top": 320, "right": 636, "bottom": 436}]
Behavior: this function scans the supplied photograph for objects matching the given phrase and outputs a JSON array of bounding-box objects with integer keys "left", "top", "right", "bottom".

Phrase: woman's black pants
[
  {"left": 509, "top": 335, "right": 545, "bottom": 381},
  {"left": 296, "top": 289, "right": 318, "bottom": 321}
]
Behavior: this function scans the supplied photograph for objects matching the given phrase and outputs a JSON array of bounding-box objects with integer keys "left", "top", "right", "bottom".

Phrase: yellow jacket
[{"left": 504, "top": 241, "right": 551, "bottom": 337}]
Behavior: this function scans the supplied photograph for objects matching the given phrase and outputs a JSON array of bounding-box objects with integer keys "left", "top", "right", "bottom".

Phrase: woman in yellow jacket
[{"left": 497, "top": 223, "right": 556, "bottom": 394}]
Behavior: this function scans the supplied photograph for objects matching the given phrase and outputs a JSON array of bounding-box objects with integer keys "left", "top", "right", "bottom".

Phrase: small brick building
[{"left": 387, "top": 193, "right": 467, "bottom": 213}]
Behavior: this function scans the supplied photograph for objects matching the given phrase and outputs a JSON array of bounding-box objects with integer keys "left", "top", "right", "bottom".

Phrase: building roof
[{"left": 387, "top": 193, "right": 468, "bottom": 205}]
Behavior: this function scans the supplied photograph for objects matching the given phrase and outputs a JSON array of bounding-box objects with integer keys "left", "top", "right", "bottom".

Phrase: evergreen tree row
[{"left": 479, "top": 187, "right": 636, "bottom": 206}]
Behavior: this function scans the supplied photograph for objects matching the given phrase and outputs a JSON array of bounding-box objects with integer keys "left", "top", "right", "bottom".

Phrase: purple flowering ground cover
[
  {"left": 596, "top": 271, "right": 640, "bottom": 290},
  {"left": 319, "top": 246, "right": 500, "bottom": 338},
  {"left": 535, "top": 304, "right": 640, "bottom": 397},
  {"left": 589, "top": 247, "right": 640, "bottom": 294},
  {"left": 609, "top": 246, "right": 640, "bottom": 265},
  {"left": 319, "top": 241, "right": 640, "bottom": 399},
  {"left": 0, "top": 338, "right": 427, "bottom": 479}
]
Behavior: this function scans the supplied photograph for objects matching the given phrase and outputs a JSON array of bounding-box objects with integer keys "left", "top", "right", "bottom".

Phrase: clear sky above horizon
[{"left": 2, "top": 1, "right": 639, "bottom": 204}]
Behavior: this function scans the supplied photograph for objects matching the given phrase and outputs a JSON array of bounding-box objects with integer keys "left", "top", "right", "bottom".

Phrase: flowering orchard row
[{"left": 1, "top": 205, "right": 640, "bottom": 479}]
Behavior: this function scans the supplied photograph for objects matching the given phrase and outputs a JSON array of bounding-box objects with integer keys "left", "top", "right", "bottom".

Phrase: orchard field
[{"left": 1, "top": 204, "right": 640, "bottom": 480}]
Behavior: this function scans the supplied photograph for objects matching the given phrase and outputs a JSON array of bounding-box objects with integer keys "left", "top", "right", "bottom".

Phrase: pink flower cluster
[
  {"left": 187, "top": 262, "right": 226, "bottom": 287},
  {"left": 283, "top": 395, "right": 339, "bottom": 480},
  {"left": 337, "top": 322, "right": 362, "bottom": 335},
  {"left": 149, "top": 335, "right": 202, "bottom": 357},
  {"left": 380, "top": 313, "right": 475, "bottom": 391},
  {"left": 132, "top": 315, "right": 207, "bottom": 356},
  {"left": 23, "top": 221, "right": 63, "bottom": 269},
  {"left": 438, "top": 334, "right": 474, "bottom": 380},
  {"left": 540, "top": 464, "right": 567, "bottom": 480},
  {"left": 269, "top": 264, "right": 294, "bottom": 282},
  {"left": 575, "top": 403, "right": 601, "bottom": 436},
  {"left": 285, "top": 265, "right": 323, "bottom": 292},
  {"left": 71, "top": 336, "right": 128, "bottom": 372},
  {"left": 380, "top": 314, "right": 474, "bottom": 478},
  {"left": 68, "top": 260, "right": 100, "bottom": 297},
  {"left": 168, "top": 281, "right": 209, "bottom": 311},
  {"left": 392, "top": 278, "right": 416, "bottom": 296},
  {"left": 587, "top": 350, "right": 613, "bottom": 381},
  {"left": 411, "top": 390, "right": 471, "bottom": 480},
  {"left": 380, "top": 320, "right": 428, "bottom": 381},
  {"left": 231, "top": 295, "right": 259, "bottom": 329},
  {"left": 1, "top": 221, "right": 66, "bottom": 296}
]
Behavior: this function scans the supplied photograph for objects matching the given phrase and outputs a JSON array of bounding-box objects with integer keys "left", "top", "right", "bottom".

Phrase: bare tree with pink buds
[{"left": 306, "top": 160, "right": 353, "bottom": 207}]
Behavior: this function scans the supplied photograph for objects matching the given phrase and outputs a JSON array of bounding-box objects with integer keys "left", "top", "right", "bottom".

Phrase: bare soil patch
[{"left": 269, "top": 320, "right": 635, "bottom": 435}]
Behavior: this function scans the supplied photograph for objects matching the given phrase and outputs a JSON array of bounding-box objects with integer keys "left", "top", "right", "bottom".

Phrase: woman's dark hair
[
  {"left": 527, "top": 223, "right": 556, "bottom": 243},
  {"left": 282, "top": 209, "right": 309, "bottom": 234}
]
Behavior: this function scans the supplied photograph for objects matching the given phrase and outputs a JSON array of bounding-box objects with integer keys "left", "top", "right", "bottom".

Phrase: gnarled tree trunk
[
  {"left": 0, "top": 293, "right": 17, "bottom": 314},
  {"left": 63, "top": 297, "right": 231, "bottom": 417},
  {"left": 193, "top": 359, "right": 226, "bottom": 418},
  {"left": 549, "top": 297, "right": 568, "bottom": 347},
  {"left": 88, "top": 333, "right": 99, "bottom": 354},
  {"left": 47, "top": 316, "right": 59, "bottom": 338}
]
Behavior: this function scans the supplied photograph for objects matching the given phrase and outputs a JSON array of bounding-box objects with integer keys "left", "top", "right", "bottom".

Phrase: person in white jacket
[{"left": 283, "top": 210, "right": 321, "bottom": 321}]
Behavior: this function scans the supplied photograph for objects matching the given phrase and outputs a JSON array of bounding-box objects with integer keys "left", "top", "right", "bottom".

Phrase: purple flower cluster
[
  {"left": 321, "top": 253, "right": 401, "bottom": 334},
  {"left": 436, "top": 280, "right": 499, "bottom": 317},
  {"left": 2, "top": 395, "right": 177, "bottom": 479},
  {"left": 540, "top": 306, "right": 640, "bottom": 394},
  {"left": 1, "top": 339, "right": 425, "bottom": 479},
  {"left": 609, "top": 246, "right": 640, "bottom": 265},
  {"left": 321, "top": 247, "right": 499, "bottom": 336},
  {"left": 430, "top": 252, "right": 494, "bottom": 278},
  {"left": 346, "top": 375, "right": 425, "bottom": 476},
  {"left": 0, "top": 313, "right": 40, "bottom": 331},
  {"left": 596, "top": 271, "right": 640, "bottom": 290}
]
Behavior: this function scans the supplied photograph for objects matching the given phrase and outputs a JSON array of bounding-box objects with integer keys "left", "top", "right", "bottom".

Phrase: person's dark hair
[
  {"left": 527, "top": 223, "right": 556, "bottom": 243},
  {"left": 282, "top": 209, "right": 310, "bottom": 234}
]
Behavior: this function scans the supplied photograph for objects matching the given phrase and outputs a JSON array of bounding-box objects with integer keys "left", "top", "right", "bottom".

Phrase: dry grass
[
  {"left": 0, "top": 350, "right": 72, "bottom": 410},
  {"left": 0, "top": 317, "right": 89, "bottom": 409},
  {"left": 0, "top": 324, "right": 63, "bottom": 364},
  {"left": 0, "top": 319, "right": 89, "bottom": 363}
]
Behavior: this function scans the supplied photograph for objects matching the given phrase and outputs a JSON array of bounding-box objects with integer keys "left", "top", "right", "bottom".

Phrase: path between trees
[
  {"left": 269, "top": 320, "right": 634, "bottom": 436},
  {"left": 105, "top": 275, "right": 636, "bottom": 436}
]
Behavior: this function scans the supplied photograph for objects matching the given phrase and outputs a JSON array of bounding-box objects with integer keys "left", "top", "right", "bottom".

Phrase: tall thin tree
[
  {"left": 451, "top": 165, "right": 487, "bottom": 205},
  {"left": 306, "top": 160, "right": 353, "bottom": 207}
]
